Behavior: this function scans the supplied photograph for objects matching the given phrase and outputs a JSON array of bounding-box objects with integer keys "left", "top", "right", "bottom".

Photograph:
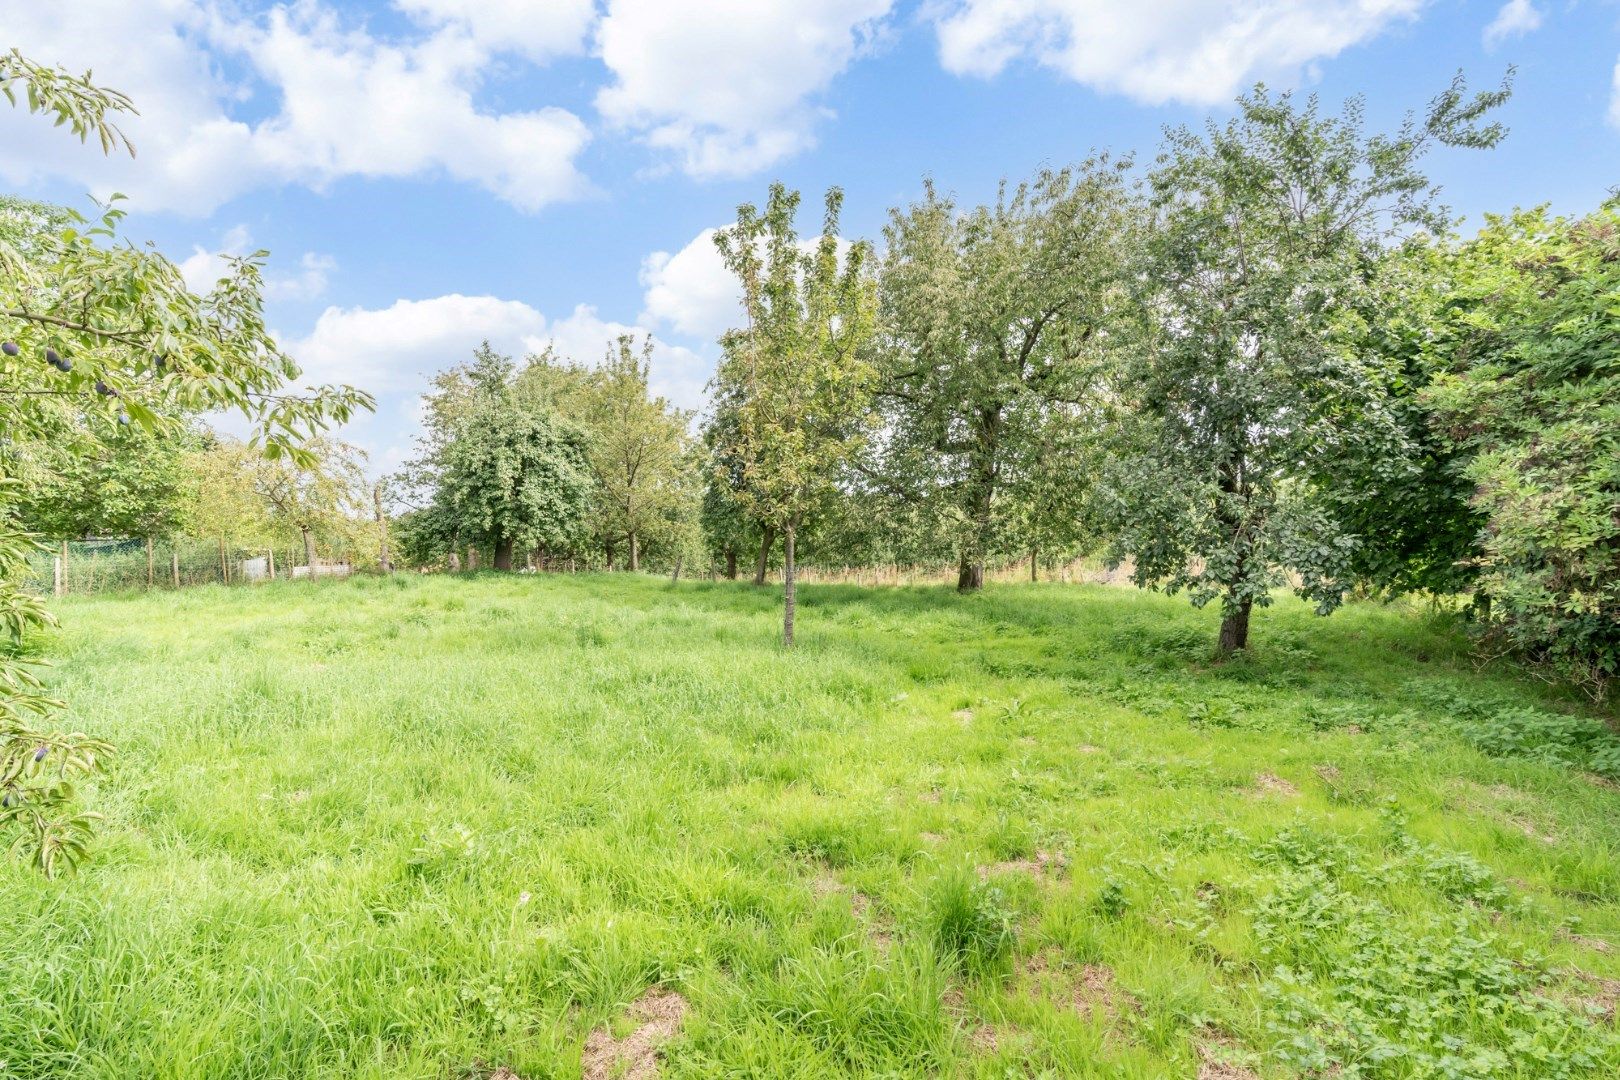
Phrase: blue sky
[{"left": 3, "top": 0, "right": 1617, "bottom": 472}]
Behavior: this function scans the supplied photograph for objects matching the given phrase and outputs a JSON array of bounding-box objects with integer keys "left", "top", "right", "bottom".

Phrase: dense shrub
[{"left": 1419, "top": 203, "right": 1620, "bottom": 698}]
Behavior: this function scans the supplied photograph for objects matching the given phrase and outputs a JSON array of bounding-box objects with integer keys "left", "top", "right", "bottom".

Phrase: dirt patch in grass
[
  {"left": 943, "top": 985, "right": 1014, "bottom": 1057},
  {"left": 1071, "top": 962, "right": 1133, "bottom": 1022},
  {"left": 978, "top": 849, "right": 1067, "bottom": 881},
  {"left": 458, "top": 1064, "right": 525, "bottom": 1080},
  {"left": 1454, "top": 781, "right": 1560, "bottom": 845},
  {"left": 952, "top": 709, "right": 975, "bottom": 724},
  {"left": 1561, "top": 929, "right": 1614, "bottom": 954},
  {"left": 1195, "top": 1034, "right": 1260, "bottom": 1080},
  {"left": 920, "top": 831, "right": 946, "bottom": 844},
  {"left": 1507, "top": 813, "right": 1558, "bottom": 845},
  {"left": 581, "top": 987, "right": 688, "bottom": 1080},
  {"left": 1577, "top": 975, "right": 1620, "bottom": 1020},
  {"left": 1252, "top": 773, "right": 1299, "bottom": 798},
  {"left": 1019, "top": 951, "right": 1135, "bottom": 1024}
]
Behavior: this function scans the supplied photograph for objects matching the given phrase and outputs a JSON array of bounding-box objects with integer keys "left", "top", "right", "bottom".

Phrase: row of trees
[
  {"left": 384, "top": 72, "right": 1613, "bottom": 695},
  {"left": 0, "top": 391, "right": 383, "bottom": 577},
  {"left": 685, "top": 77, "right": 1512, "bottom": 656},
  {"left": 393, "top": 337, "right": 699, "bottom": 577}
]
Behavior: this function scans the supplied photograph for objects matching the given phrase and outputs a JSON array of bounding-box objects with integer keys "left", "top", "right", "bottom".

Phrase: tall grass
[{"left": 0, "top": 573, "right": 1616, "bottom": 1077}]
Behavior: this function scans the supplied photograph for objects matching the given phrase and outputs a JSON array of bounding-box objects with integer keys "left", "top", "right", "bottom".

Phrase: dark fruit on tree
[
  {"left": 95, "top": 380, "right": 117, "bottom": 397},
  {"left": 117, "top": 410, "right": 131, "bottom": 426},
  {"left": 1, "top": 341, "right": 17, "bottom": 356},
  {"left": 45, "top": 347, "right": 61, "bottom": 365}
]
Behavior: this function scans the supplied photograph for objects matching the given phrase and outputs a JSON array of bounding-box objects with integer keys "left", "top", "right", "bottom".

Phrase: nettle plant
[{"left": 0, "top": 52, "right": 371, "bottom": 873}]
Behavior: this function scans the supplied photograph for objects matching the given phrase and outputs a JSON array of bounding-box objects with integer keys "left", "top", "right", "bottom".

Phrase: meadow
[{"left": 2, "top": 573, "right": 1619, "bottom": 1079}]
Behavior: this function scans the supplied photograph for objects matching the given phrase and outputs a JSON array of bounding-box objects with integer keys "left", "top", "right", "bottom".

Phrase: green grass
[{"left": 3, "top": 573, "right": 1619, "bottom": 1078}]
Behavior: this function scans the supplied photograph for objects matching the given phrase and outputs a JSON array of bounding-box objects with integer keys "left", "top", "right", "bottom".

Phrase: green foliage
[
  {"left": 520, "top": 335, "right": 695, "bottom": 570},
  {"left": 870, "top": 160, "right": 1136, "bottom": 588},
  {"left": 9, "top": 423, "right": 200, "bottom": 541},
  {"left": 711, "top": 183, "right": 879, "bottom": 642},
  {"left": 923, "top": 867, "right": 1015, "bottom": 970},
  {"left": 408, "top": 345, "right": 595, "bottom": 567},
  {"left": 1419, "top": 203, "right": 1620, "bottom": 697},
  {"left": 0, "top": 49, "right": 372, "bottom": 874},
  {"left": 0, "top": 48, "right": 136, "bottom": 156},
  {"left": 1102, "top": 76, "right": 1509, "bottom": 651}
]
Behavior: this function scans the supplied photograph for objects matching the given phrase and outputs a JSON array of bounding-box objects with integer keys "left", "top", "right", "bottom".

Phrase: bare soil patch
[
  {"left": 1252, "top": 773, "right": 1299, "bottom": 798},
  {"left": 978, "top": 849, "right": 1067, "bottom": 880},
  {"left": 1195, "top": 1036, "right": 1260, "bottom": 1080},
  {"left": 581, "top": 987, "right": 688, "bottom": 1080}
]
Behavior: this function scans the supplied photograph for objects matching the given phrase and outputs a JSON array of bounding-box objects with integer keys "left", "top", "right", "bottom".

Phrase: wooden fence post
[
  {"left": 171, "top": 548, "right": 180, "bottom": 588},
  {"left": 267, "top": 548, "right": 276, "bottom": 581},
  {"left": 146, "top": 536, "right": 155, "bottom": 588},
  {"left": 54, "top": 540, "right": 66, "bottom": 597}
]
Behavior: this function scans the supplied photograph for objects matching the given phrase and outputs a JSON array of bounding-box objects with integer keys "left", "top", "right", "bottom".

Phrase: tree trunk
[
  {"left": 1218, "top": 598, "right": 1253, "bottom": 654},
  {"left": 725, "top": 549, "right": 739, "bottom": 579},
  {"left": 219, "top": 537, "right": 228, "bottom": 583},
  {"left": 146, "top": 536, "right": 155, "bottom": 588},
  {"left": 267, "top": 548, "right": 276, "bottom": 580},
  {"left": 449, "top": 551, "right": 461, "bottom": 573},
  {"left": 493, "top": 536, "right": 514, "bottom": 571},
  {"left": 301, "top": 525, "right": 316, "bottom": 574},
  {"left": 374, "top": 483, "right": 392, "bottom": 573},
  {"left": 170, "top": 548, "right": 180, "bottom": 588},
  {"left": 958, "top": 406, "right": 999, "bottom": 592},
  {"left": 1030, "top": 545, "right": 1038, "bottom": 583},
  {"left": 605, "top": 537, "right": 615, "bottom": 572},
  {"left": 957, "top": 552, "right": 983, "bottom": 592},
  {"left": 754, "top": 526, "right": 774, "bottom": 586},
  {"left": 629, "top": 532, "right": 639, "bottom": 572},
  {"left": 670, "top": 555, "right": 683, "bottom": 584},
  {"left": 467, "top": 546, "right": 479, "bottom": 571},
  {"left": 782, "top": 523, "right": 797, "bottom": 648}
]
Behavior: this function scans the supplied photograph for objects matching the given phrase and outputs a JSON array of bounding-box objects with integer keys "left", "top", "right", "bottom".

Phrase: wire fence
[
  {"left": 24, "top": 540, "right": 1146, "bottom": 597},
  {"left": 23, "top": 537, "right": 364, "bottom": 595}
]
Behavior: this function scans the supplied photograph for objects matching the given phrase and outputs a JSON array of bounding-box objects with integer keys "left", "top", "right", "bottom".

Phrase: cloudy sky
[{"left": 4, "top": 1, "right": 1617, "bottom": 472}]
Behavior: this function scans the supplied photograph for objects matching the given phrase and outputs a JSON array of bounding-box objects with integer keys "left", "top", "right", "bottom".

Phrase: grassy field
[{"left": 3, "top": 574, "right": 1619, "bottom": 1079}]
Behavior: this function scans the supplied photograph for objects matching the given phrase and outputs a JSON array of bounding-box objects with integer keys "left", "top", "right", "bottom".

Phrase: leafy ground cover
[{"left": 2, "top": 574, "right": 1618, "bottom": 1078}]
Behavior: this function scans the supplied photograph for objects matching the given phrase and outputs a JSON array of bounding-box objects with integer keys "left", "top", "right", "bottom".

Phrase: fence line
[
  {"left": 28, "top": 538, "right": 1153, "bottom": 598},
  {"left": 25, "top": 538, "right": 365, "bottom": 596}
]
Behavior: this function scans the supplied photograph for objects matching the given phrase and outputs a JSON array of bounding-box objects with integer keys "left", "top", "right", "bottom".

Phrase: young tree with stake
[{"left": 711, "top": 184, "right": 878, "bottom": 646}]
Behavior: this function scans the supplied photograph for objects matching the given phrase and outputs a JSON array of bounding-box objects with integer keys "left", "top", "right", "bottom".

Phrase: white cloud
[
  {"left": 1482, "top": 1, "right": 1542, "bottom": 50},
  {"left": 267, "top": 253, "right": 339, "bottom": 302},
  {"left": 526, "top": 303, "right": 711, "bottom": 411},
  {"left": 639, "top": 227, "right": 742, "bottom": 342},
  {"left": 178, "top": 225, "right": 255, "bottom": 294},
  {"left": 637, "top": 220, "right": 862, "bottom": 349},
  {"left": 177, "top": 225, "right": 334, "bottom": 301},
  {"left": 0, "top": 0, "right": 591, "bottom": 215},
  {"left": 278, "top": 293, "right": 713, "bottom": 470},
  {"left": 1610, "top": 56, "right": 1620, "bottom": 130},
  {"left": 595, "top": 0, "right": 894, "bottom": 177},
  {"left": 285, "top": 294, "right": 549, "bottom": 392},
  {"left": 285, "top": 290, "right": 707, "bottom": 406},
  {"left": 395, "top": 0, "right": 597, "bottom": 61},
  {"left": 929, "top": 0, "right": 1424, "bottom": 106}
]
